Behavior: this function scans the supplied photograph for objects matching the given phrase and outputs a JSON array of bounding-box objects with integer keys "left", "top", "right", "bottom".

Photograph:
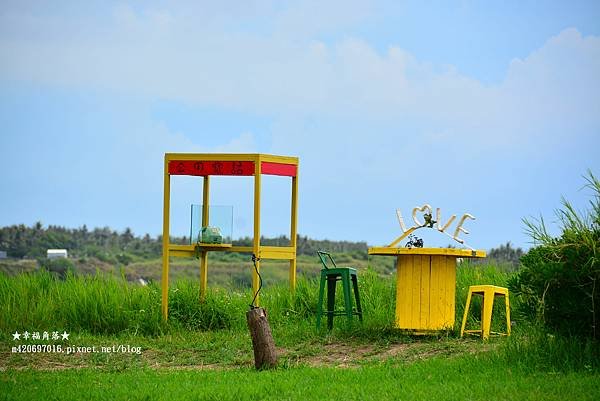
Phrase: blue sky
[{"left": 1, "top": 1, "right": 599, "bottom": 250}]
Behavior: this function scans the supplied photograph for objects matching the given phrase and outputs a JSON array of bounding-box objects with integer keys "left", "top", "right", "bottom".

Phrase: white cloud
[
  {"left": 2, "top": 6, "right": 597, "bottom": 148},
  {"left": 502, "top": 28, "right": 600, "bottom": 127}
]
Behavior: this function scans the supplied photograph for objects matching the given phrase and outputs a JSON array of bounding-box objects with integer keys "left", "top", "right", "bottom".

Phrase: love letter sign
[{"left": 393, "top": 204, "right": 475, "bottom": 246}]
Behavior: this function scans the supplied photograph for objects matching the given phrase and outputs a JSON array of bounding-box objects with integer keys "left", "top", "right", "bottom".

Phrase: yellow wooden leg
[
  {"left": 460, "top": 289, "right": 473, "bottom": 337},
  {"left": 289, "top": 175, "right": 298, "bottom": 294},
  {"left": 289, "top": 258, "right": 296, "bottom": 293},
  {"left": 505, "top": 292, "right": 511, "bottom": 336},
  {"left": 200, "top": 176, "right": 210, "bottom": 301},
  {"left": 161, "top": 253, "right": 169, "bottom": 320},
  {"left": 161, "top": 156, "right": 171, "bottom": 321},
  {"left": 252, "top": 158, "right": 261, "bottom": 306},
  {"left": 252, "top": 258, "right": 261, "bottom": 305},
  {"left": 199, "top": 250, "right": 208, "bottom": 301},
  {"left": 481, "top": 289, "right": 495, "bottom": 340}
]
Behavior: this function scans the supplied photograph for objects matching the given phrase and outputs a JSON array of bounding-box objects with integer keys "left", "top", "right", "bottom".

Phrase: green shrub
[
  {"left": 115, "top": 253, "right": 135, "bottom": 266},
  {"left": 508, "top": 171, "right": 600, "bottom": 339},
  {"left": 39, "top": 257, "right": 75, "bottom": 279}
]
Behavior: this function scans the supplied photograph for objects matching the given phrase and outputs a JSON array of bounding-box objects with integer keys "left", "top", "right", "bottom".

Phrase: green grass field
[
  {"left": 3, "top": 355, "right": 599, "bottom": 401},
  {"left": 1, "top": 263, "right": 599, "bottom": 400}
]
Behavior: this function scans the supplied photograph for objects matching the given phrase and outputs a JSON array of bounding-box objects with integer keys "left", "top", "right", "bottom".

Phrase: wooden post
[
  {"left": 200, "top": 176, "right": 210, "bottom": 301},
  {"left": 246, "top": 307, "right": 278, "bottom": 370},
  {"left": 252, "top": 159, "right": 262, "bottom": 305},
  {"left": 161, "top": 155, "right": 171, "bottom": 320},
  {"left": 289, "top": 174, "right": 298, "bottom": 292}
]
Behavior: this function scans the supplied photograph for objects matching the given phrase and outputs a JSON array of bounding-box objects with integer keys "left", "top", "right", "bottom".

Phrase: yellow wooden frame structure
[{"left": 161, "top": 153, "right": 299, "bottom": 320}]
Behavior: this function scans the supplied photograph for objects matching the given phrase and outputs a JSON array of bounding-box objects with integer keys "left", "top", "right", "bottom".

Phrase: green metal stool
[{"left": 316, "top": 251, "right": 363, "bottom": 330}]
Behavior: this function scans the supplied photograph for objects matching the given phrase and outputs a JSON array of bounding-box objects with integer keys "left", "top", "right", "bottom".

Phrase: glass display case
[{"left": 189, "top": 204, "right": 233, "bottom": 245}]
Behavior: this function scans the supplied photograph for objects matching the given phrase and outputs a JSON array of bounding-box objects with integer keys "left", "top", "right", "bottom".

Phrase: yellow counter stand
[{"left": 368, "top": 247, "right": 486, "bottom": 332}]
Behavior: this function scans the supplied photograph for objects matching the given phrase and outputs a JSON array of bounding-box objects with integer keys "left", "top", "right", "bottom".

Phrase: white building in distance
[
  {"left": 47, "top": 249, "right": 68, "bottom": 259},
  {"left": 0, "top": 251, "right": 6, "bottom": 259}
]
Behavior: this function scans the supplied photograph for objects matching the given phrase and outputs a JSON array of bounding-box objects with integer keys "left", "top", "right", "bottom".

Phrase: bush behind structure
[{"left": 509, "top": 171, "right": 600, "bottom": 339}]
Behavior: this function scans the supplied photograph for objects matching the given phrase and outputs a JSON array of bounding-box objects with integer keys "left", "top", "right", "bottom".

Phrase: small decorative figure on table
[{"left": 423, "top": 212, "right": 436, "bottom": 228}]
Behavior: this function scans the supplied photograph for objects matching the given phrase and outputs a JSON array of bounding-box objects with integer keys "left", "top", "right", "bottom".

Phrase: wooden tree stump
[{"left": 246, "top": 307, "right": 278, "bottom": 370}]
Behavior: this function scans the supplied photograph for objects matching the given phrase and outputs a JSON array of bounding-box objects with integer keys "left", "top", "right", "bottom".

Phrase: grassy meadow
[{"left": 1, "top": 260, "right": 599, "bottom": 400}]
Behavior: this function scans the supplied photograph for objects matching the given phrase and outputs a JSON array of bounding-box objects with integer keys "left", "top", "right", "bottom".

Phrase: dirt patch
[
  {"left": 282, "top": 338, "right": 493, "bottom": 368},
  {"left": 302, "top": 343, "right": 376, "bottom": 367},
  {"left": 377, "top": 343, "right": 411, "bottom": 359},
  {"left": 0, "top": 339, "right": 495, "bottom": 371},
  {"left": 290, "top": 341, "right": 453, "bottom": 368}
]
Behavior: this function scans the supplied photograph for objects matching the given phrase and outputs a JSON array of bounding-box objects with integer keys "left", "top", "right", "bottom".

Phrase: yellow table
[{"left": 368, "top": 247, "right": 486, "bottom": 332}]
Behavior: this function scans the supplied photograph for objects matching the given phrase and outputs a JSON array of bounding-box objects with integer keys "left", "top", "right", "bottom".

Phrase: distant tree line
[
  {"left": 0, "top": 223, "right": 369, "bottom": 262},
  {"left": 236, "top": 235, "right": 369, "bottom": 259},
  {"left": 486, "top": 241, "right": 524, "bottom": 266},
  {"left": 0, "top": 223, "right": 181, "bottom": 263},
  {"left": 0, "top": 223, "right": 523, "bottom": 267},
  {"left": 473, "top": 241, "right": 524, "bottom": 269}
]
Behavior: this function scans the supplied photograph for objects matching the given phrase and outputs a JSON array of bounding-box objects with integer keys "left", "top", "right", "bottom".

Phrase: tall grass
[
  {"left": 0, "top": 270, "right": 164, "bottom": 336},
  {"left": 2, "top": 264, "right": 599, "bottom": 373},
  {"left": 497, "top": 324, "right": 600, "bottom": 372},
  {"left": 1, "top": 261, "right": 510, "bottom": 338}
]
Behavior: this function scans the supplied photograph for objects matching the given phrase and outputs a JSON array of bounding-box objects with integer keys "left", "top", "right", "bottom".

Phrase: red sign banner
[
  {"left": 168, "top": 160, "right": 255, "bottom": 176},
  {"left": 261, "top": 162, "right": 297, "bottom": 177}
]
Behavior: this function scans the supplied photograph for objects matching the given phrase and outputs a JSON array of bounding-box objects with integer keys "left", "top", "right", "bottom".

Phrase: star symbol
[
  {"left": 12, "top": 331, "right": 21, "bottom": 341},
  {"left": 61, "top": 331, "right": 70, "bottom": 341}
]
